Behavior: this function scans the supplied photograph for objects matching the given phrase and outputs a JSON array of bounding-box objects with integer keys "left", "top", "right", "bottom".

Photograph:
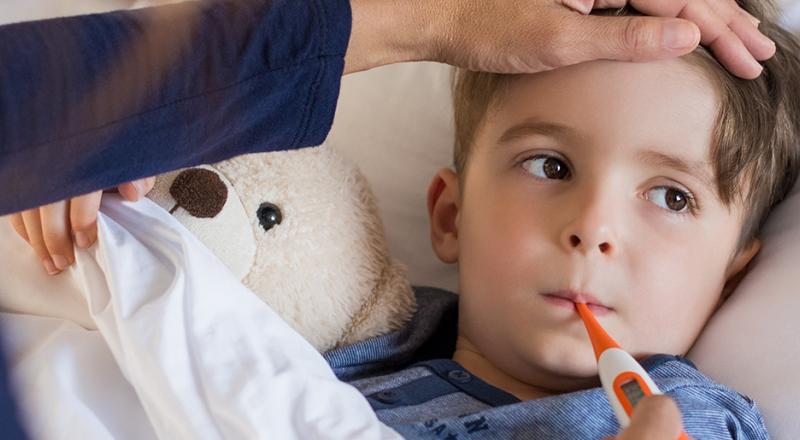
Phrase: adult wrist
[{"left": 344, "top": 0, "right": 439, "bottom": 74}]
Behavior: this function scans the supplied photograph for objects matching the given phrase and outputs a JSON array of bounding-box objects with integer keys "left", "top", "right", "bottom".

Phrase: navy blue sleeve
[
  {"left": 0, "top": 339, "right": 26, "bottom": 439},
  {"left": 0, "top": 0, "right": 351, "bottom": 215}
]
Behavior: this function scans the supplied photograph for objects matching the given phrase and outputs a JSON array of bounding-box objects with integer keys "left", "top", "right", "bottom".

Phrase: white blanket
[{"left": 0, "top": 195, "right": 399, "bottom": 440}]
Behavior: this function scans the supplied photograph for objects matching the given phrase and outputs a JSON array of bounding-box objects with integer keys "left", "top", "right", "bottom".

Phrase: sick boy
[
  {"left": 10, "top": 1, "right": 800, "bottom": 439},
  {"left": 321, "top": 3, "right": 800, "bottom": 439}
]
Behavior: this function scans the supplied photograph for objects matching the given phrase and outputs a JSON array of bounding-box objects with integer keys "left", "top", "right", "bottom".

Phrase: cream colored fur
[{"left": 148, "top": 145, "right": 416, "bottom": 351}]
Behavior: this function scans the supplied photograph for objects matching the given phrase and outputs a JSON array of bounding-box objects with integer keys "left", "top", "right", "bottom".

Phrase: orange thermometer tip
[
  {"left": 575, "top": 302, "right": 621, "bottom": 361},
  {"left": 575, "top": 304, "right": 694, "bottom": 439}
]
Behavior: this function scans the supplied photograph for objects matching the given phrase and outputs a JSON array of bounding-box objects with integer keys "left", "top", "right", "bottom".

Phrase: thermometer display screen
[{"left": 620, "top": 379, "right": 645, "bottom": 406}]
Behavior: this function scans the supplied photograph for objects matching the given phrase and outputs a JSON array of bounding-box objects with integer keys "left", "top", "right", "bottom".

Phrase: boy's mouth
[{"left": 541, "top": 290, "right": 614, "bottom": 315}]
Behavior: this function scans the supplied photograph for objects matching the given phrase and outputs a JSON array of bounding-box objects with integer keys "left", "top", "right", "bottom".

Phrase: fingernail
[
  {"left": 75, "top": 232, "right": 91, "bottom": 249},
  {"left": 42, "top": 258, "right": 59, "bottom": 275},
  {"left": 133, "top": 182, "right": 144, "bottom": 198},
  {"left": 753, "top": 61, "right": 764, "bottom": 77},
  {"left": 663, "top": 21, "right": 699, "bottom": 50},
  {"left": 52, "top": 254, "right": 69, "bottom": 270}
]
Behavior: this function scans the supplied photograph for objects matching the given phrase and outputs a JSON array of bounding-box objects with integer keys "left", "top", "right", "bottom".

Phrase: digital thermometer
[{"left": 575, "top": 302, "right": 691, "bottom": 440}]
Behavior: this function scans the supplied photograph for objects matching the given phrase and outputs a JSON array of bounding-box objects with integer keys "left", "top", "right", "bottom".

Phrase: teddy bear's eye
[{"left": 257, "top": 202, "right": 282, "bottom": 231}]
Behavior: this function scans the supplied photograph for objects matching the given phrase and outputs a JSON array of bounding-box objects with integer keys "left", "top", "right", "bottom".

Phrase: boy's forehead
[
  {"left": 493, "top": 58, "right": 717, "bottom": 126},
  {"left": 483, "top": 59, "right": 719, "bottom": 170}
]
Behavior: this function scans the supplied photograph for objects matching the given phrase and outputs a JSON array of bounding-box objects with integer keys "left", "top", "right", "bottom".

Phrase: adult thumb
[
  {"left": 616, "top": 395, "right": 684, "bottom": 440},
  {"left": 568, "top": 15, "right": 701, "bottom": 64}
]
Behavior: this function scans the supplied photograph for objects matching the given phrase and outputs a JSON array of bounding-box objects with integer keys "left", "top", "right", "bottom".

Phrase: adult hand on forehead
[
  {"left": 584, "top": 0, "right": 775, "bottom": 77},
  {"left": 4, "top": 178, "right": 155, "bottom": 275},
  {"left": 400, "top": 0, "right": 775, "bottom": 79}
]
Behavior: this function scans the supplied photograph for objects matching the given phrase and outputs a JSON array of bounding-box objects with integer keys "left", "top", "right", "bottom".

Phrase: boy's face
[{"left": 428, "top": 59, "right": 760, "bottom": 392}]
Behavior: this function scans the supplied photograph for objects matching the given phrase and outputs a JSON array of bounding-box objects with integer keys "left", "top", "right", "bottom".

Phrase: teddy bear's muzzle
[{"left": 168, "top": 168, "right": 228, "bottom": 218}]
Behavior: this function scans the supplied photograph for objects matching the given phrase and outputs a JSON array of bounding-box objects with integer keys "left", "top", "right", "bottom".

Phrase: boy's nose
[
  {"left": 567, "top": 233, "right": 612, "bottom": 255},
  {"left": 560, "top": 198, "right": 617, "bottom": 256}
]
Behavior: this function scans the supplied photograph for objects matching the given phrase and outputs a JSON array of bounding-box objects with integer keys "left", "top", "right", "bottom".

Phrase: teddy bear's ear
[{"left": 147, "top": 164, "right": 257, "bottom": 281}]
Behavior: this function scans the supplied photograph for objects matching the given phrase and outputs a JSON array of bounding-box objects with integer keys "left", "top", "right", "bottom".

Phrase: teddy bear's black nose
[{"left": 169, "top": 168, "right": 228, "bottom": 218}]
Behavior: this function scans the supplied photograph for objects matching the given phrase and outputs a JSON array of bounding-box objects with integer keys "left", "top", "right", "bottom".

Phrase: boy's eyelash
[
  {"left": 518, "top": 154, "right": 702, "bottom": 216},
  {"left": 656, "top": 186, "right": 701, "bottom": 217},
  {"left": 519, "top": 154, "right": 572, "bottom": 178}
]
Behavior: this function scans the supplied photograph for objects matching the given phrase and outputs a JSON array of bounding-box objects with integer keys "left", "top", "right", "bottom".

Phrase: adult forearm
[
  {"left": 0, "top": 0, "right": 349, "bottom": 216},
  {"left": 344, "top": 0, "right": 774, "bottom": 78},
  {"left": 344, "top": 0, "right": 436, "bottom": 74}
]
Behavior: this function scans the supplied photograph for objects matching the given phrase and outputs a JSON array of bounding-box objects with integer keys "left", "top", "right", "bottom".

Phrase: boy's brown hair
[{"left": 451, "top": 1, "right": 800, "bottom": 255}]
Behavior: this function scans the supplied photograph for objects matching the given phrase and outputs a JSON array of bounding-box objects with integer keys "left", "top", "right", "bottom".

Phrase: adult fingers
[
  {"left": 705, "top": 0, "right": 775, "bottom": 60},
  {"left": 117, "top": 181, "right": 141, "bottom": 202},
  {"left": 595, "top": 0, "right": 773, "bottom": 63},
  {"left": 140, "top": 176, "right": 157, "bottom": 196},
  {"left": 616, "top": 395, "right": 683, "bottom": 440},
  {"left": 39, "top": 201, "right": 75, "bottom": 271},
  {"left": 560, "top": 0, "right": 594, "bottom": 14},
  {"left": 682, "top": 0, "right": 764, "bottom": 78},
  {"left": 721, "top": 0, "right": 760, "bottom": 27},
  {"left": 594, "top": 0, "right": 628, "bottom": 8},
  {"left": 20, "top": 209, "right": 61, "bottom": 275},
  {"left": 70, "top": 191, "right": 103, "bottom": 249},
  {"left": 7, "top": 213, "right": 30, "bottom": 243},
  {"left": 559, "top": 14, "right": 700, "bottom": 67},
  {"left": 117, "top": 176, "right": 156, "bottom": 202},
  {"left": 630, "top": 0, "right": 771, "bottom": 78}
]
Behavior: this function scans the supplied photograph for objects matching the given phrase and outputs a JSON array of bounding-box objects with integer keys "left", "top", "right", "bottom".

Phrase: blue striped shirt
[{"left": 326, "top": 287, "right": 770, "bottom": 439}]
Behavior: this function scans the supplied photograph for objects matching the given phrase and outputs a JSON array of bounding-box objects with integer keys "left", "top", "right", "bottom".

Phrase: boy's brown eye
[
  {"left": 543, "top": 158, "right": 569, "bottom": 179},
  {"left": 665, "top": 188, "right": 687, "bottom": 211},
  {"left": 522, "top": 155, "right": 571, "bottom": 180},
  {"left": 646, "top": 186, "right": 693, "bottom": 214}
]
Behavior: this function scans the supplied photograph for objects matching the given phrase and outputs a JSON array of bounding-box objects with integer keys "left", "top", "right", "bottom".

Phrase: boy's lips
[{"left": 541, "top": 290, "right": 614, "bottom": 315}]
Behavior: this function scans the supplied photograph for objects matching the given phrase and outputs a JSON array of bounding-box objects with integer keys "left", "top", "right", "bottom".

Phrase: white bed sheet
[{"left": 0, "top": 195, "right": 398, "bottom": 440}]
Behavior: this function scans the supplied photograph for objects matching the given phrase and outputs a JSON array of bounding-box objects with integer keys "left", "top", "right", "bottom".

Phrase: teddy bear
[{"left": 145, "top": 144, "right": 416, "bottom": 351}]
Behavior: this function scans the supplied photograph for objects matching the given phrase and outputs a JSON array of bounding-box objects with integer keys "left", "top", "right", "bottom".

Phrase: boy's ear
[
  {"left": 720, "top": 238, "right": 762, "bottom": 302},
  {"left": 426, "top": 168, "right": 461, "bottom": 264}
]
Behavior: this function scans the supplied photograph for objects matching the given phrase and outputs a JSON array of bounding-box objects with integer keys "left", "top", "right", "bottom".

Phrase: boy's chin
[
  {"left": 544, "top": 358, "right": 599, "bottom": 384},
  {"left": 513, "top": 362, "right": 602, "bottom": 394},
  {"left": 521, "top": 341, "right": 601, "bottom": 384}
]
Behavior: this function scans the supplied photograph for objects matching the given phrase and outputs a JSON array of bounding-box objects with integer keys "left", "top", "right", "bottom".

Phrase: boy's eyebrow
[
  {"left": 497, "top": 119, "right": 715, "bottom": 189},
  {"left": 637, "top": 150, "right": 714, "bottom": 188},
  {"left": 497, "top": 118, "right": 714, "bottom": 189},
  {"left": 496, "top": 119, "right": 578, "bottom": 144}
]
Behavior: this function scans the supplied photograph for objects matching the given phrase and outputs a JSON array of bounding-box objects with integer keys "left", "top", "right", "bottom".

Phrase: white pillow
[
  {"left": 327, "top": 62, "right": 800, "bottom": 439},
  {"left": 327, "top": 62, "right": 459, "bottom": 292},
  {"left": 688, "top": 180, "right": 800, "bottom": 439}
]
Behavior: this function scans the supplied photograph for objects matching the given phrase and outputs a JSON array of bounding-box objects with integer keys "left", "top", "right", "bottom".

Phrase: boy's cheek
[{"left": 624, "top": 294, "right": 714, "bottom": 356}]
